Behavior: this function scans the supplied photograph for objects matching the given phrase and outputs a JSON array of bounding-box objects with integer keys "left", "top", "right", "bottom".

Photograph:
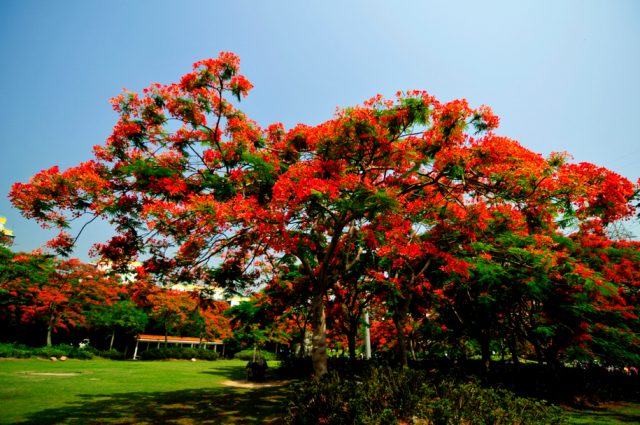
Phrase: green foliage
[
  {"left": 33, "top": 345, "right": 93, "bottom": 360},
  {"left": 282, "top": 365, "right": 567, "bottom": 425},
  {"left": 0, "top": 342, "right": 32, "bottom": 358},
  {"left": 138, "top": 347, "right": 219, "bottom": 361},
  {"left": 88, "top": 300, "right": 149, "bottom": 344},
  {"left": 233, "top": 349, "right": 276, "bottom": 361},
  {"left": 0, "top": 342, "right": 128, "bottom": 360},
  {"left": 99, "top": 349, "right": 126, "bottom": 360},
  {"left": 102, "top": 300, "right": 148, "bottom": 332},
  {"left": 473, "top": 361, "right": 640, "bottom": 406},
  {"left": 225, "top": 299, "right": 281, "bottom": 348}
]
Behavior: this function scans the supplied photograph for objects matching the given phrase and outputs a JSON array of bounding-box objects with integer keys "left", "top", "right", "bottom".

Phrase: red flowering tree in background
[
  {"left": 325, "top": 274, "right": 376, "bottom": 365},
  {"left": 3, "top": 256, "right": 122, "bottom": 346},
  {"left": 10, "top": 52, "right": 639, "bottom": 376},
  {"left": 259, "top": 263, "right": 313, "bottom": 356},
  {"left": 0, "top": 247, "right": 52, "bottom": 321},
  {"left": 187, "top": 301, "right": 232, "bottom": 347},
  {"left": 146, "top": 289, "right": 196, "bottom": 346}
]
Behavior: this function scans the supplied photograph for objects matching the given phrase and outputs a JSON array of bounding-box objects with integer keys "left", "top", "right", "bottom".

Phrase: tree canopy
[{"left": 10, "top": 52, "right": 639, "bottom": 375}]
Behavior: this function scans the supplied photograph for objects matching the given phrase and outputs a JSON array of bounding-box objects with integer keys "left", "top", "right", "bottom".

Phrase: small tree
[
  {"left": 90, "top": 299, "right": 149, "bottom": 350},
  {"left": 147, "top": 290, "right": 196, "bottom": 346},
  {"left": 187, "top": 301, "right": 232, "bottom": 348}
]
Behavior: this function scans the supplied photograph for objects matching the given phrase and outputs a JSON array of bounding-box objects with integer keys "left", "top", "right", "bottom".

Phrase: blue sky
[{"left": 1, "top": 0, "right": 639, "bottom": 261}]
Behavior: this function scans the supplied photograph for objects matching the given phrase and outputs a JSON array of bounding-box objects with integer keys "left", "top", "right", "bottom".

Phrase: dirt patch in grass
[{"left": 221, "top": 379, "right": 289, "bottom": 389}]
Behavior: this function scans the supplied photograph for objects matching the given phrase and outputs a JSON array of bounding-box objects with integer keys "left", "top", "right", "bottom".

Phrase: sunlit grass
[
  {"left": 2, "top": 357, "right": 638, "bottom": 424},
  {"left": 563, "top": 402, "right": 640, "bottom": 424},
  {"left": 0, "top": 358, "right": 290, "bottom": 424}
]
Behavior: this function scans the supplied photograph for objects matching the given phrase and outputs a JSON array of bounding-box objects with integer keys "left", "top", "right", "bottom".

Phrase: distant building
[
  {"left": 93, "top": 259, "right": 249, "bottom": 306},
  {"left": 168, "top": 284, "right": 250, "bottom": 307},
  {"left": 93, "top": 260, "right": 142, "bottom": 284},
  {"left": 0, "top": 217, "right": 15, "bottom": 247}
]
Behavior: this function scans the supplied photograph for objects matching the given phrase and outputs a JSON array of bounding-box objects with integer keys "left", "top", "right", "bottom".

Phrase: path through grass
[{"left": 0, "top": 358, "right": 290, "bottom": 424}]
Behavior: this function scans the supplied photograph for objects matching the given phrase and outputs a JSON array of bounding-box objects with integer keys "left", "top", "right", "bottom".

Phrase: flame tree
[
  {"left": 2, "top": 254, "right": 122, "bottom": 346},
  {"left": 10, "top": 52, "right": 638, "bottom": 375}
]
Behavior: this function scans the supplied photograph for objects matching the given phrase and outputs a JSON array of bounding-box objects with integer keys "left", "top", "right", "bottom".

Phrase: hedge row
[
  {"left": 233, "top": 349, "right": 276, "bottom": 361},
  {"left": 138, "top": 347, "right": 219, "bottom": 361},
  {"left": 0, "top": 343, "right": 125, "bottom": 360}
]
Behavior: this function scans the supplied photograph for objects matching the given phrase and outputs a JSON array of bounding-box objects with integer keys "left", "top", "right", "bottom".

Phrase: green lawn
[
  {"left": 0, "top": 358, "right": 291, "bottom": 424},
  {"left": 2, "top": 357, "right": 639, "bottom": 425},
  {"left": 564, "top": 403, "right": 640, "bottom": 424}
]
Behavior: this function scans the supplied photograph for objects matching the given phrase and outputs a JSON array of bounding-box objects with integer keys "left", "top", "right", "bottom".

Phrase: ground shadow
[
  {"left": 15, "top": 362, "right": 291, "bottom": 425},
  {"left": 563, "top": 403, "right": 640, "bottom": 424},
  {"left": 199, "top": 362, "right": 282, "bottom": 383},
  {"left": 197, "top": 364, "right": 248, "bottom": 381},
  {"left": 16, "top": 384, "right": 291, "bottom": 425}
]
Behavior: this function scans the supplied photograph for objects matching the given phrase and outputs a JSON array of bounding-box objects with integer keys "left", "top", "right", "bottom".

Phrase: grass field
[
  {"left": 2, "top": 357, "right": 639, "bottom": 424},
  {"left": 0, "top": 358, "right": 291, "bottom": 424},
  {"left": 564, "top": 403, "right": 640, "bottom": 424}
]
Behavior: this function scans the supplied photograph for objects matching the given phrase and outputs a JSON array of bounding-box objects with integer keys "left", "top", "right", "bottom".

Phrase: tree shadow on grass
[
  {"left": 199, "top": 364, "right": 282, "bottom": 383},
  {"left": 17, "top": 385, "right": 291, "bottom": 425},
  {"left": 564, "top": 403, "right": 640, "bottom": 424}
]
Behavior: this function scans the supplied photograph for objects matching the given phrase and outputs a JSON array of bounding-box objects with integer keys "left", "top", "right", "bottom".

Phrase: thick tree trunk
[
  {"left": 409, "top": 338, "right": 417, "bottom": 361},
  {"left": 165, "top": 326, "right": 169, "bottom": 348},
  {"left": 479, "top": 333, "right": 491, "bottom": 373},
  {"left": 298, "top": 330, "right": 306, "bottom": 358},
  {"left": 393, "top": 310, "right": 409, "bottom": 367},
  {"left": 46, "top": 313, "right": 55, "bottom": 347},
  {"left": 534, "top": 345, "right": 544, "bottom": 367},
  {"left": 543, "top": 346, "right": 561, "bottom": 371},
  {"left": 347, "top": 330, "right": 357, "bottom": 369},
  {"left": 392, "top": 295, "right": 412, "bottom": 367},
  {"left": 510, "top": 336, "right": 519, "bottom": 364},
  {"left": 459, "top": 341, "right": 468, "bottom": 362},
  {"left": 310, "top": 292, "right": 328, "bottom": 377},
  {"left": 110, "top": 330, "right": 116, "bottom": 350},
  {"left": 396, "top": 320, "right": 409, "bottom": 366}
]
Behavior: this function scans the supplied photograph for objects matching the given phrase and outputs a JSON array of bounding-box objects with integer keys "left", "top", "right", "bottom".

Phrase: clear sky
[{"left": 1, "top": 0, "right": 639, "bottom": 262}]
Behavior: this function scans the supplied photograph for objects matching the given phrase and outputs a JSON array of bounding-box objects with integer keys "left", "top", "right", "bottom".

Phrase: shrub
[
  {"left": 82, "top": 345, "right": 100, "bottom": 355},
  {"left": 33, "top": 346, "right": 67, "bottom": 359},
  {"left": 0, "top": 343, "right": 32, "bottom": 359},
  {"left": 233, "top": 349, "right": 276, "bottom": 361},
  {"left": 138, "top": 347, "right": 219, "bottom": 361},
  {"left": 97, "top": 349, "right": 125, "bottom": 360},
  {"left": 457, "top": 360, "right": 640, "bottom": 405},
  {"left": 139, "top": 348, "right": 164, "bottom": 361},
  {"left": 70, "top": 348, "right": 94, "bottom": 360},
  {"left": 197, "top": 349, "right": 219, "bottom": 361},
  {"left": 278, "top": 353, "right": 314, "bottom": 378},
  {"left": 37, "top": 345, "right": 97, "bottom": 359},
  {"left": 0, "top": 343, "right": 130, "bottom": 360},
  {"left": 282, "top": 366, "right": 567, "bottom": 425},
  {"left": 182, "top": 348, "right": 197, "bottom": 359}
]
